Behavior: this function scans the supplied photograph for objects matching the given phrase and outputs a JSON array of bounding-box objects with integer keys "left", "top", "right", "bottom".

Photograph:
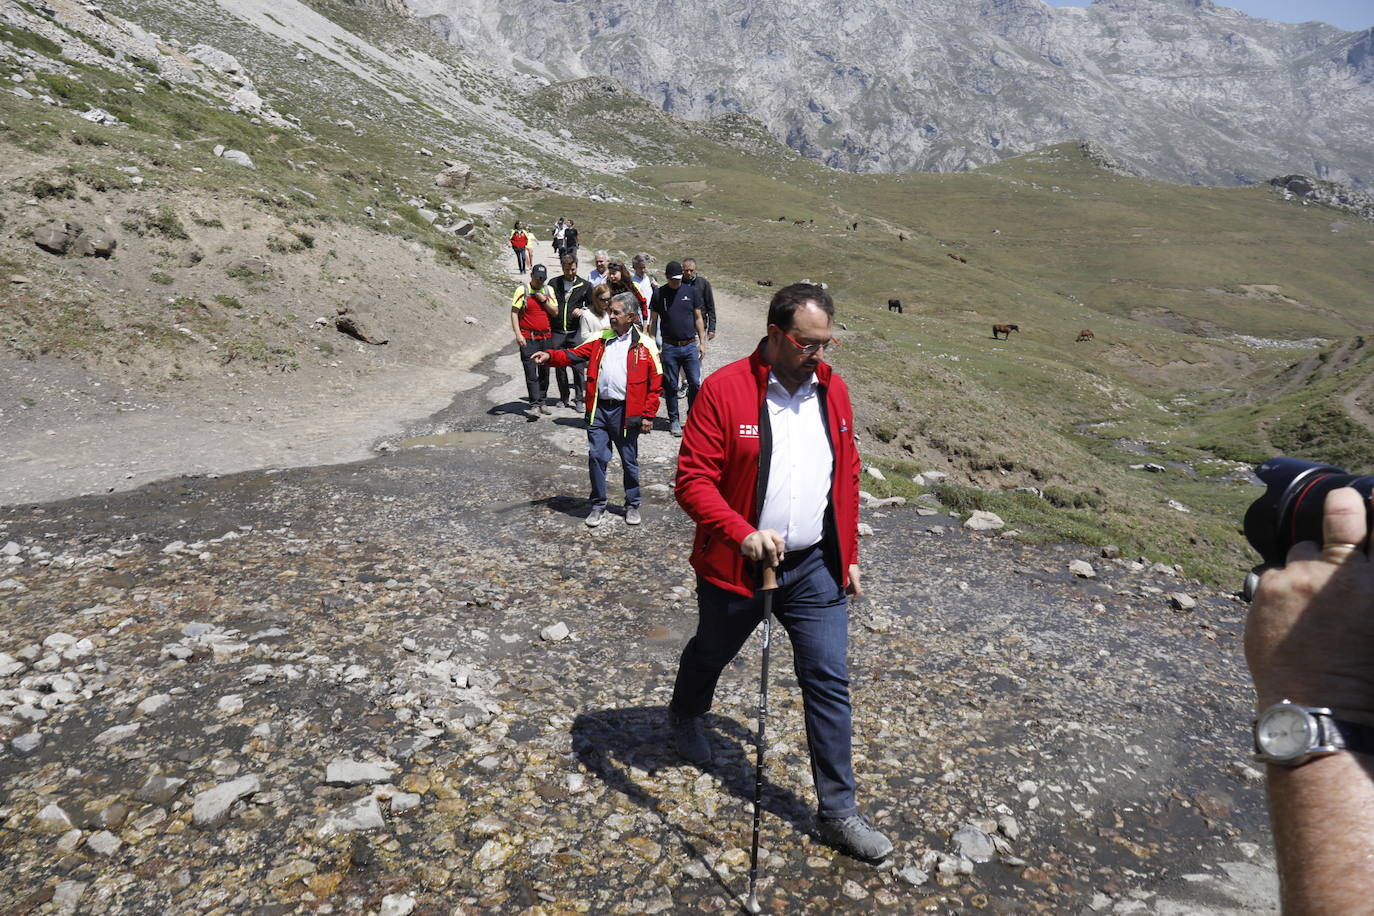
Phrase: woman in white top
[{"left": 578, "top": 283, "right": 613, "bottom": 343}]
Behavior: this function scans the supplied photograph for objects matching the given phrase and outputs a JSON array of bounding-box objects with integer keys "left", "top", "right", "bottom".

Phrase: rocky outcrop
[
  {"left": 1270, "top": 174, "right": 1374, "bottom": 222},
  {"left": 405, "top": 0, "right": 1374, "bottom": 187}
]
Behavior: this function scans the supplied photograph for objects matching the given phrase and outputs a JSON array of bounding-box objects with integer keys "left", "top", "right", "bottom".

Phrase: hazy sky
[{"left": 1043, "top": 0, "right": 1372, "bottom": 32}]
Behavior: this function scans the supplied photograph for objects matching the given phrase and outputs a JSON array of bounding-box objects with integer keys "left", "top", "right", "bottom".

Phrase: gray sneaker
[
  {"left": 585, "top": 507, "right": 605, "bottom": 528},
  {"left": 670, "top": 711, "right": 712, "bottom": 766},
  {"left": 670, "top": 421, "right": 683, "bottom": 437},
  {"left": 816, "top": 814, "right": 893, "bottom": 862},
  {"left": 625, "top": 506, "right": 641, "bottom": 526}
]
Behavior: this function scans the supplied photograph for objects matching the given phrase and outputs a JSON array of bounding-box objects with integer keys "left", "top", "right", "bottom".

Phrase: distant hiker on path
[
  {"left": 647, "top": 261, "right": 706, "bottom": 437},
  {"left": 509, "top": 221, "right": 531, "bottom": 274},
  {"left": 667, "top": 282, "right": 892, "bottom": 864},
  {"left": 533, "top": 292, "right": 663, "bottom": 528},
  {"left": 683, "top": 258, "right": 717, "bottom": 341},
  {"left": 510, "top": 264, "right": 557, "bottom": 417},
  {"left": 562, "top": 220, "right": 579, "bottom": 260},
  {"left": 549, "top": 254, "right": 593, "bottom": 410},
  {"left": 552, "top": 217, "right": 567, "bottom": 258}
]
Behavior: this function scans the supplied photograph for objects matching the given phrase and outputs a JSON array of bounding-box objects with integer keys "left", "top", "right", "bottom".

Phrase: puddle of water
[{"left": 396, "top": 430, "right": 501, "bottom": 450}]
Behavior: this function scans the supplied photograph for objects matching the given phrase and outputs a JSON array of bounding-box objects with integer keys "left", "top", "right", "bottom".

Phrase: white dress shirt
[
  {"left": 597, "top": 330, "right": 633, "bottom": 400},
  {"left": 758, "top": 372, "right": 833, "bottom": 551}
]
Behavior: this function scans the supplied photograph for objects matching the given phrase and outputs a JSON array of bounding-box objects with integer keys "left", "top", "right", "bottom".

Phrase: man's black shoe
[{"left": 669, "top": 711, "right": 712, "bottom": 766}]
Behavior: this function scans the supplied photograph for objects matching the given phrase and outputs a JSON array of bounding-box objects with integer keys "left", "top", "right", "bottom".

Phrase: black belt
[
  {"left": 667, "top": 337, "right": 698, "bottom": 346},
  {"left": 597, "top": 397, "right": 625, "bottom": 407}
]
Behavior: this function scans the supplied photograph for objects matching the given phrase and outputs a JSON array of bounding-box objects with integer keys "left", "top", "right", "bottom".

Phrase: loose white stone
[
  {"left": 1069, "top": 559, "right": 1097, "bottom": 578},
  {"left": 191, "top": 775, "right": 261, "bottom": 828},
  {"left": 86, "top": 830, "right": 121, "bottom": 856},
  {"left": 34, "top": 803, "right": 73, "bottom": 832},
  {"left": 316, "top": 795, "right": 386, "bottom": 838},
  {"left": 12, "top": 731, "right": 43, "bottom": 755},
  {"left": 217, "top": 694, "right": 244, "bottom": 715},
  {"left": 93, "top": 723, "right": 141, "bottom": 745},
  {"left": 964, "top": 511, "right": 1006, "bottom": 532},
  {"left": 1169, "top": 592, "right": 1197, "bottom": 611},
  {"left": 380, "top": 893, "right": 416, "bottom": 916},
  {"left": 390, "top": 792, "right": 421, "bottom": 813},
  {"left": 135, "top": 694, "right": 172, "bottom": 716},
  {"left": 540, "top": 621, "right": 570, "bottom": 642},
  {"left": 325, "top": 759, "right": 395, "bottom": 786}
]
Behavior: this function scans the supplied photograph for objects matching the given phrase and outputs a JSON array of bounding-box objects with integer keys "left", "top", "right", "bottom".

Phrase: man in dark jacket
[
  {"left": 682, "top": 258, "right": 717, "bottom": 341},
  {"left": 668, "top": 283, "right": 892, "bottom": 864},
  {"left": 549, "top": 254, "right": 593, "bottom": 409}
]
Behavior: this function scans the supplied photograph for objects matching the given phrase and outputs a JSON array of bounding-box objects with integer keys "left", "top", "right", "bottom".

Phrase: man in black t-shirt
[
  {"left": 549, "top": 254, "right": 592, "bottom": 408},
  {"left": 647, "top": 261, "right": 705, "bottom": 437}
]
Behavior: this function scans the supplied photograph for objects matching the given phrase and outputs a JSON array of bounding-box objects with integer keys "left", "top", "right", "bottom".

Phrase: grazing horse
[
  {"left": 992, "top": 324, "right": 1020, "bottom": 340},
  {"left": 887, "top": 298, "right": 903, "bottom": 314},
  {"left": 1076, "top": 329, "right": 1094, "bottom": 342},
  {"left": 757, "top": 279, "right": 774, "bottom": 287}
]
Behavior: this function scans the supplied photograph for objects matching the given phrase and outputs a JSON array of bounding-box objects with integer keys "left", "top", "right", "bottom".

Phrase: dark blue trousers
[
  {"left": 670, "top": 543, "right": 858, "bottom": 818},
  {"left": 660, "top": 341, "right": 701, "bottom": 425},
  {"left": 587, "top": 401, "right": 640, "bottom": 510}
]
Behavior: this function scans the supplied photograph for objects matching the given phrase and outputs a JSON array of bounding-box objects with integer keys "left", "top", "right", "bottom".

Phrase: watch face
[{"left": 1258, "top": 705, "right": 1319, "bottom": 760}]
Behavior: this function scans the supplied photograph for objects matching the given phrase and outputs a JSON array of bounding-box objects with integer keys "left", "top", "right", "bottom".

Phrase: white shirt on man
[
  {"left": 587, "top": 268, "right": 608, "bottom": 286},
  {"left": 757, "top": 371, "right": 833, "bottom": 551},
  {"left": 597, "top": 330, "right": 633, "bottom": 400},
  {"left": 632, "top": 272, "right": 654, "bottom": 304}
]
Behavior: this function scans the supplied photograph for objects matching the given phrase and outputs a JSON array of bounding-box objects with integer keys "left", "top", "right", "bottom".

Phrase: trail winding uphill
[{"left": 0, "top": 260, "right": 1277, "bottom": 913}]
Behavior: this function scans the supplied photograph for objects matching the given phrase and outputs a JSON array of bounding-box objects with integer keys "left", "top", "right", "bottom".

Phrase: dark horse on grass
[{"left": 992, "top": 324, "right": 1020, "bottom": 340}]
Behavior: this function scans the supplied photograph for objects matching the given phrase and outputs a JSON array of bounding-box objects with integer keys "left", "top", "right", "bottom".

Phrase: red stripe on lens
[{"left": 1289, "top": 473, "right": 1338, "bottom": 548}]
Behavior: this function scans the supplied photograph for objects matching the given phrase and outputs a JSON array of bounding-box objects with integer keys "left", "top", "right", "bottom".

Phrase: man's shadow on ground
[{"left": 571, "top": 705, "right": 816, "bottom": 896}]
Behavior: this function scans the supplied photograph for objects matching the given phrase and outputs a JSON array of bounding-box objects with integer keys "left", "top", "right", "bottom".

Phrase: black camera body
[
  {"left": 1243, "top": 457, "right": 1374, "bottom": 597},
  {"left": 1245, "top": 458, "right": 1374, "bottom": 566}
]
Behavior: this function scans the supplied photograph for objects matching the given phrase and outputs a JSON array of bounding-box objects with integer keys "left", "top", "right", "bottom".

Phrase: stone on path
[
  {"left": 34, "top": 803, "right": 73, "bottom": 832},
  {"left": 191, "top": 775, "right": 261, "bottom": 828},
  {"left": 135, "top": 693, "right": 172, "bottom": 716},
  {"left": 540, "top": 621, "right": 570, "bottom": 642},
  {"left": 381, "top": 893, "right": 417, "bottom": 916},
  {"left": 1169, "top": 592, "right": 1197, "bottom": 611},
  {"left": 954, "top": 824, "right": 996, "bottom": 862},
  {"left": 94, "top": 723, "right": 140, "bottom": 745},
  {"left": 325, "top": 759, "right": 395, "bottom": 786},
  {"left": 317, "top": 795, "right": 386, "bottom": 838},
  {"left": 136, "top": 774, "right": 187, "bottom": 804},
  {"left": 964, "top": 510, "right": 1005, "bottom": 532},
  {"left": 86, "top": 830, "right": 121, "bottom": 856},
  {"left": 1069, "top": 560, "right": 1097, "bottom": 578}
]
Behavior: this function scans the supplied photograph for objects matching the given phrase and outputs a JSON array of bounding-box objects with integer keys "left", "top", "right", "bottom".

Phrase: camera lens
[{"left": 1244, "top": 457, "right": 1374, "bottom": 566}]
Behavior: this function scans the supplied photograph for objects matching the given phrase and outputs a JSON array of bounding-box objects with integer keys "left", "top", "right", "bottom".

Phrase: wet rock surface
[{"left": 0, "top": 339, "right": 1275, "bottom": 914}]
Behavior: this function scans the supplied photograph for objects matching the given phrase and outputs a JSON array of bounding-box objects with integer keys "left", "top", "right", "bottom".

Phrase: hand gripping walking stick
[{"left": 745, "top": 565, "right": 778, "bottom": 915}]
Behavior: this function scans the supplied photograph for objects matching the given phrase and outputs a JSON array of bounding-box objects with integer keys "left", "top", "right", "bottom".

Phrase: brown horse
[
  {"left": 992, "top": 324, "right": 1020, "bottom": 340},
  {"left": 1076, "top": 329, "right": 1095, "bottom": 342}
]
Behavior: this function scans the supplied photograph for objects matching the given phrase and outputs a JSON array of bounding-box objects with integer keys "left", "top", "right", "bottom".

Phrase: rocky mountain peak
[{"left": 403, "top": 0, "right": 1372, "bottom": 187}]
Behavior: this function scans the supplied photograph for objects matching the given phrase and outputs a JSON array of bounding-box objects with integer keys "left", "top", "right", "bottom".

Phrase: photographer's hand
[
  {"left": 1245, "top": 486, "right": 1374, "bottom": 916},
  {"left": 1246, "top": 486, "right": 1374, "bottom": 719}
]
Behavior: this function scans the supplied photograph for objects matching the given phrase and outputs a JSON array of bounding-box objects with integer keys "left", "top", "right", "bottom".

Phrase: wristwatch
[{"left": 1253, "top": 700, "right": 1374, "bottom": 766}]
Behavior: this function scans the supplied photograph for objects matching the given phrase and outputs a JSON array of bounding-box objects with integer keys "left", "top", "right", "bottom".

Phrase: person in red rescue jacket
[
  {"left": 668, "top": 283, "right": 892, "bottom": 864},
  {"left": 534, "top": 292, "right": 663, "bottom": 528}
]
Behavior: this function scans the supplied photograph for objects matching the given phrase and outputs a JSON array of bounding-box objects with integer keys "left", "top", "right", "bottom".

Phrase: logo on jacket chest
[{"left": 738, "top": 424, "right": 759, "bottom": 439}]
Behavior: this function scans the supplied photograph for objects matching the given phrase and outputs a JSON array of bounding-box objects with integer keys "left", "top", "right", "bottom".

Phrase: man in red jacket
[
  {"left": 534, "top": 293, "right": 663, "bottom": 527},
  {"left": 669, "top": 283, "right": 892, "bottom": 863}
]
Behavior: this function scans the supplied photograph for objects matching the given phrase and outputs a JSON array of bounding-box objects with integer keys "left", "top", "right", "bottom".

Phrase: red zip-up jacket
[
  {"left": 676, "top": 342, "right": 861, "bottom": 597},
  {"left": 544, "top": 327, "right": 663, "bottom": 429}
]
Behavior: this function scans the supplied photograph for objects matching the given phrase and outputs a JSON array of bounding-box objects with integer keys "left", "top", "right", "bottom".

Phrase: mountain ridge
[{"left": 404, "top": 0, "right": 1373, "bottom": 186}]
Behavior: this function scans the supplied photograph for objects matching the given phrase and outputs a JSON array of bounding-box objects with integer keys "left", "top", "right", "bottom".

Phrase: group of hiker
[{"left": 508, "top": 232, "right": 720, "bottom": 526}]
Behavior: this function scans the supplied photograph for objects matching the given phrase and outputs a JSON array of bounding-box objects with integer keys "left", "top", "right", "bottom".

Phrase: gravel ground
[{"left": 0, "top": 272, "right": 1279, "bottom": 914}]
